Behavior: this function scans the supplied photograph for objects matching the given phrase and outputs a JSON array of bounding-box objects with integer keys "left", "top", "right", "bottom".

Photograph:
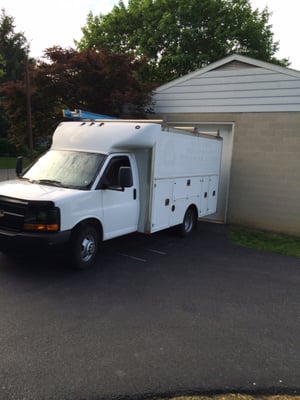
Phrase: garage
[{"left": 152, "top": 54, "right": 300, "bottom": 236}]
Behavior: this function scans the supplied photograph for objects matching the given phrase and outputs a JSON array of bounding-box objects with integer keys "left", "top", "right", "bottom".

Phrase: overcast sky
[{"left": 1, "top": 0, "right": 300, "bottom": 70}]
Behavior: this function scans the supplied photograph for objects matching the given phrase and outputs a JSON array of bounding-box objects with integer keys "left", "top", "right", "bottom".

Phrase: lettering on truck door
[{"left": 98, "top": 155, "right": 139, "bottom": 239}]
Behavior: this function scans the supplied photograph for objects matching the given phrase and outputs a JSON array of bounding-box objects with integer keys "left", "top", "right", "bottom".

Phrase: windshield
[{"left": 22, "top": 150, "right": 106, "bottom": 189}]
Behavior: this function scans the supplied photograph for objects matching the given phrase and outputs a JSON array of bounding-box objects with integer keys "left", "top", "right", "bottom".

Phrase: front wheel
[
  {"left": 70, "top": 224, "right": 99, "bottom": 269},
  {"left": 178, "top": 207, "right": 197, "bottom": 237}
]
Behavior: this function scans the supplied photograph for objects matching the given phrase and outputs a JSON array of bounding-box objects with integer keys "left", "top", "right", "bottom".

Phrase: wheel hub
[
  {"left": 184, "top": 211, "right": 193, "bottom": 232},
  {"left": 81, "top": 235, "right": 96, "bottom": 262}
]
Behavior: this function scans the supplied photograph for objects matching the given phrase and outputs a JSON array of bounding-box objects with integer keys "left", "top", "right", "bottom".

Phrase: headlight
[{"left": 24, "top": 206, "right": 60, "bottom": 232}]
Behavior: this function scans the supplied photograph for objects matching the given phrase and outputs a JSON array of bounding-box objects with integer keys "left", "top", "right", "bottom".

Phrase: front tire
[
  {"left": 71, "top": 224, "right": 99, "bottom": 269},
  {"left": 178, "top": 206, "right": 197, "bottom": 237}
]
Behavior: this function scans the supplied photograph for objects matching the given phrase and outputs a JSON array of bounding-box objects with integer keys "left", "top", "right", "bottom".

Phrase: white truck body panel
[
  {"left": 145, "top": 129, "right": 222, "bottom": 233},
  {"left": 52, "top": 121, "right": 161, "bottom": 153}
]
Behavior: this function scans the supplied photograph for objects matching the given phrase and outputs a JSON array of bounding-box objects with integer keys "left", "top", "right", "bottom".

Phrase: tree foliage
[
  {"left": 0, "top": 54, "right": 5, "bottom": 79},
  {"left": 0, "top": 47, "right": 154, "bottom": 151},
  {"left": 0, "top": 9, "right": 29, "bottom": 147},
  {"left": 77, "top": 0, "right": 288, "bottom": 84},
  {"left": 37, "top": 46, "right": 153, "bottom": 116},
  {"left": 0, "top": 9, "right": 28, "bottom": 82}
]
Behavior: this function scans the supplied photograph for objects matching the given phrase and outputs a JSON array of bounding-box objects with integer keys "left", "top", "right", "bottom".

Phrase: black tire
[
  {"left": 178, "top": 207, "right": 197, "bottom": 237},
  {"left": 71, "top": 224, "right": 99, "bottom": 269}
]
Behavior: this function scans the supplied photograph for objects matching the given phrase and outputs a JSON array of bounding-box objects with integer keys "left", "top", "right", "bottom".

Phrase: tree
[
  {"left": 0, "top": 79, "right": 27, "bottom": 150},
  {"left": 0, "top": 9, "right": 29, "bottom": 148},
  {"left": 0, "top": 9, "right": 29, "bottom": 82},
  {"left": 0, "top": 53, "right": 6, "bottom": 139},
  {"left": 36, "top": 46, "right": 154, "bottom": 116},
  {"left": 0, "top": 47, "right": 154, "bottom": 151},
  {"left": 0, "top": 54, "right": 5, "bottom": 79},
  {"left": 76, "top": 0, "right": 288, "bottom": 84}
]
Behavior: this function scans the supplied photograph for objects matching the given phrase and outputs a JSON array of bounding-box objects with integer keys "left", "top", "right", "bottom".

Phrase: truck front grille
[{"left": 0, "top": 196, "right": 28, "bottom": 232}]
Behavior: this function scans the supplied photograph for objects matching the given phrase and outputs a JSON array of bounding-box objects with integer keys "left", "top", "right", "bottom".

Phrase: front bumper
[{"left": 0, "top": 228, "right": 71, "bottom": 251}]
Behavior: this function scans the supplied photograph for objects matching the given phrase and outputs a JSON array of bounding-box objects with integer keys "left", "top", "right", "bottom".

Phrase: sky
[{"left": 1, "top": 0, "right": 300, "bottom": 71}]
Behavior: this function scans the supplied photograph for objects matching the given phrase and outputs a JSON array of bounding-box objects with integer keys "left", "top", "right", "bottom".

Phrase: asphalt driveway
[
  {"left": 0, "top": 222, "right": 299, "bottom": 400},
  {"left": 0, "top": 168, "right": 16, "bottom": 181}
]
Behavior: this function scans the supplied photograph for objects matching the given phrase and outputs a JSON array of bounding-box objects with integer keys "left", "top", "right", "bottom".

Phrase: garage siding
[{"left": 154, "top": 57, "right": 300, "bottom": 113}]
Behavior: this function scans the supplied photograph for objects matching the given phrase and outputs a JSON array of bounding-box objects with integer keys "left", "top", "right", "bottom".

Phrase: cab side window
[{"left": 99, "top": 156, "right": 130, "bottom": 189}]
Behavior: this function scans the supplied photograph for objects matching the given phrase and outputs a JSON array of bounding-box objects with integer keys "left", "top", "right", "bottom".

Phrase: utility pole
[{"left": 25, "top": 54, "right": 33, "bottom": 160}]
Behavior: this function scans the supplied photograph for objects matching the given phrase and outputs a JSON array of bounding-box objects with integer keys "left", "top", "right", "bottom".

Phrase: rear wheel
[
  {"left": 178, "top": 207, "right": 197, "bottom": 237},
  {"left": 71, "top": 224, "right": 99, "bottom": 269}
]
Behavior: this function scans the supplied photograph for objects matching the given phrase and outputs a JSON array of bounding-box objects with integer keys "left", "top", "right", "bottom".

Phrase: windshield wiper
[
  {"left": 22, "top": 177, "right": 79, "bottom": 189},
  {"left": 35, "top": 179, "right": 63, "bottom": 187}
]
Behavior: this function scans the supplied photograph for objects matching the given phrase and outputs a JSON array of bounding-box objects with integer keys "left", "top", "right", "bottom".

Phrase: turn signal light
[{"left": 24, "top": 223, "right": 59, "bottom": 232}]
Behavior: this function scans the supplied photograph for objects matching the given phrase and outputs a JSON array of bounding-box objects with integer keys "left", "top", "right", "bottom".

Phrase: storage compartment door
[
  {"left": 199, "top": 176, "right": 210, "bottom": 217},
  {"left": 199, "top": 175, "right": 219, "bottom": 217},
  {"left": 207, "top": 175, "right": 219, "bottom": 214},
  {"left": 150, "top": 179, "right": 173, "bottom": 233}
]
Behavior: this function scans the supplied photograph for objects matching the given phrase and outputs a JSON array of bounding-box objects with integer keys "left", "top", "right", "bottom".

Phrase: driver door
[{"left": 99, "top": 155, "right": 139, "bottom": 239}]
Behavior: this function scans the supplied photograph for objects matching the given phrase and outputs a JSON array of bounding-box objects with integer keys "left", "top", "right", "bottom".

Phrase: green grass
[
  {"left": 165, "top": 396, "right": 300, "bottom": 400},
  {"left": 0, "top": 156, "right": 17, "bottom": 169},
  {"left": 0, "top": 156, "right": 30, "bottom": 169},
  {"left": 228, "top": 226, "right": 300, "bottom": 258}
]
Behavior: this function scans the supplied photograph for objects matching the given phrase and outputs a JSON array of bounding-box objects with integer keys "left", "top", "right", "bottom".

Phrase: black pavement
[{"left": 0, "top": 222, "right": 299, "bottom": 400}]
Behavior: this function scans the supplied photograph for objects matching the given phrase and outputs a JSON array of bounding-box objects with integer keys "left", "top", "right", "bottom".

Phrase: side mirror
[
  {"left": 16, "top": 156, "right": 23, "bottom": 176},
  {"left": 118, "top": 166, "right": 133, "bottom": 188}
]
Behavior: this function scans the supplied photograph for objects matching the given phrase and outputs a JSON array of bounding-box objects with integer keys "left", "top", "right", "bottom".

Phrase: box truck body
[{"left": 0, "top": 120, "right": 222, "bottom": 268}]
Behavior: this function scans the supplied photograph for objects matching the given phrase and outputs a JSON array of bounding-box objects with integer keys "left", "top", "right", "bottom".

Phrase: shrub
[{"left": 0, "top": 138, "right": 17, "bottom": 156}]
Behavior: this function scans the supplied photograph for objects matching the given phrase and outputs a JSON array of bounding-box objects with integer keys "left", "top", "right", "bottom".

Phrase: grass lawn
[
  {"left": 0, "top": 156, "right": 30, "bottom": 169},
  {"left": 228, "top": 226, "right": 300, "bottom": 258},
  {"left": 164, "top": 396, "right": 300, "bottom": 400},
  {"left": 0, "top": 156, "right": 17, "bottom": 169}
]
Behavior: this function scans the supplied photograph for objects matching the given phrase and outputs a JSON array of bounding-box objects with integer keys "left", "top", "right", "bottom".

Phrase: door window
[{"left": 99, "top": 156, "right": 130, "bottom": 189}]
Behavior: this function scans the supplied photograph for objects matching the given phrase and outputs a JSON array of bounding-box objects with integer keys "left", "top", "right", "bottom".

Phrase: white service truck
[{"left": 0, "top": 120, "right": 222, "bottom": 268}]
